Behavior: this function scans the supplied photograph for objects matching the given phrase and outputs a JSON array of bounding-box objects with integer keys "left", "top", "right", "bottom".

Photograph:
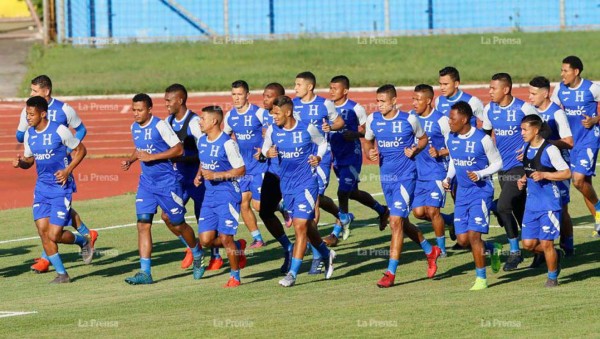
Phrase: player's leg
[
  {"left": 247, "top": 173, "right": 265, "bottom": 248},
  {"left": 377, "top": 215, "right": 404, "bottom": 288},
  {"left": 497, "top": 168, "right": 526, "bottom": 271},
  {"left": 125, "top": 186, "right": 156, "bottom": 285},
  {"left": 530, "top": 210, "right": 561, "bottom": 287},
  {"left": 280, "top": 217, "right": 308, "bottom": 287},
  {"left": 570, "top": 147, "right": 600, "bottom": 235},
  {"left": 36, "top": 217, "right": 70, "bottom": 283}
]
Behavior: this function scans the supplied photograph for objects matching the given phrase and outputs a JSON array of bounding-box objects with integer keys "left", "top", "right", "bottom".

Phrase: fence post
[
  {"left": 559, "top": 0, "right": 566, "bottom": 30},
  {"left": 223, "top": 0, "right": 229, "bottom": 40},
  {"left": 427, "top": 0, "right": 433, "bottom": 33},
  {"left": 269, "top": 0, "right": 274, "bottom": 35},
  {"left": 43, "top": 0, "right": 49, "bottom": 45},
  {"left": 58, "top": 0, "right": 65, "bottom": 43},
  {"left": 384, "top": 0, "right": 390, "bottom": 34}
]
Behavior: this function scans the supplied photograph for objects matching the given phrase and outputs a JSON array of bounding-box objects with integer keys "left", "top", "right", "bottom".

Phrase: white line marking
[
  {"left": 120, "top": 105, "right": 131, "bottom": 114},
  {"left": 0, "top": 311, "right": 37, "bottom": 318}
]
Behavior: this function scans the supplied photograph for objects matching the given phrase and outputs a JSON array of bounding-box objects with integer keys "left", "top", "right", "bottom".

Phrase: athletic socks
[
  {"left": 41, "top": 250, "right": 50, "bottom": 261},
  {"left": 47, "top": 253, "right": 66, "bottom": 274},
  {"left": 595, "top": 200, "right": 600, "bottom": 211},
  {"left": 387, "top": 259, "right": 399, "bottom": 275},
  {"left": 316, "top": 242, "right": 330, "bottom": 259},
  {"left": 230, "top": 269, "right": 241, "bottom": 282},
  {"left": 373, "top": 201, "right": 386, "bottom": 215},
  {"left": 140, "top": 257, "right": 151, "bottom": 275},
  {"left": 73, "top": 233, "right": 88, "bottom": 247},
  {"left": 289, "top": 258, "right": 302, "bottom": 278},
  {"left": 191, "top": 243, "right": 204, "bottom": 259},
  {"left": 548, "top": 269, "right": 558, "bottom": 280},
  {"left": 277, "top": 235, "right": 293, "bottom": 253},
  {"left": 177, "top": 235, "right": 191, "bottom": 249},
  {"left": 331, "top": 224, "right": 343, "bottom": 238},
  {"left": 309, "top": 243, "right": 322, "bottom": 260},
  {"left": 211, "top": 247, "right": 221, "bottom": 259},
  {"left": 508, "top": 237, "right": 520, "bottom": 253},
  {"left": 250, "top": 230, "right": 264, "bottom": 242},
  {"left": 436, "top": 236, "right": 446, "bottom": 254},
  {"left": 77, "top": 222, "right": 90, "bottom": 237},
  {"left": 420, "top": 239, "right": 433, "bottom": 256},
  {"left": 476, "top": 267, "right": 487, "bottom": 279}
]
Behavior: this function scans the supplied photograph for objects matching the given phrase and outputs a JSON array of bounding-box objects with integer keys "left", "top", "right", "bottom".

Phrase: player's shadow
[{"left": 0, "top": 245, "right": 38, "bottom": 277}]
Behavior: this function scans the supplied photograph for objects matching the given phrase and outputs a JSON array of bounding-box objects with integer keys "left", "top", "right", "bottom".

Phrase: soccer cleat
[
  {"left": 207, "top": 257, "right": 224, "bottom": 271},
  {"left": 31, "top": 258, "right": 50, "bottom": 273},
  {"left": 529, "top": 253, "right": 546, "bottom": 269},
  {"left": 125, "top": 271, "right": 153, "bottom": 285},
  {"left": 224, "top": 277, "right": 241, "bottom": 288},
  {"left": 594, "top": 211, "right": 600, "bottom": 231},
  {"left": 192, "top": 255, "right": 206, "bottom": 280},
  {"left": 87, "top": 230, "right": 99, "bottom": 249},
  {"left": 279, "top": 272, "right": 296, "bottom": 287},
  {"left": 280, "top": 251, "right": 292, "bottom": 274},
  {"left": 323, "top": 234, "right": 339, "bottom": 247},
  {"left": 80, "top": 240, "right": 94, "bottom": 265},
  {"left": 340, "top": 213, "right": 354, "bottom": 241},
  {"left": 503, "top": 252, "right": 523, "bottom": 271},
  {"left": 378, "top": 206, "right": 390, "bottom": 231},
  {"left": 249, "top": 239, "right": 265, "bottom": 249},
  {"left": 323, "top": 249, "right": 336, "bottom": 279},
  {"left": 544, "top": 278, "right": 558, "bottom": 288},
  {"left": 308, "top": 258, "right": 324, "bottom": 275},
  {"left": 469, "top": 277, "right": 488, "bottom": 291},
  {"left": 439, "top": 251, "right": 448, "bottom": 258},
  {"left": 181, "top": 248, "right": 193, "bottom": 269},
  {"left": 49, "top": 273, "right": 70, "bottom": 284},
  {"left": 491, "top": 243, "right": 502, "bottom": 273},
  {"left": 237, "top": 239, "right": 247, "bottom": 269},
  {"left": 377, "top": 271, "right": 395, "bottom": 288},
  {"left": 426, "top": 246, "right": 441, "bottom": 278}
]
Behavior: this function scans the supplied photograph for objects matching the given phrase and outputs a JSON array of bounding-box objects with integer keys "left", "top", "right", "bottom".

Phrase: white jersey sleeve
[
  {"left": 156, "top": 120, "right": 181, "bottom": 148},
  {"left": 468, "top": 96, "right": 485, "bottom": 121},
  {"left": 224, "top": 139, "right": 245, "bottom": 168},
  {"left": 364, "top": 114, "right": 375, "bottom": 141},
  {"left": 23, "top": 130, "right": 32, "bottom": 157},
  {"left": 62, "top": 102, "right": 83, "bottom": 129},
  {"left": 481, "top": 104, "right": 493, "bottom": 130},
  {"left": 522, "top": 103, "right": 539, "bottom": 116},
  {"left": 261, "top": 125, "right": 274, "bottom": 157},
  {"left": 553, "top": 108, "right": 573, "bottom": 139},
  {"left": 434, "top": 96, "right": 440, "bottom": 110},
  {"left": 550, "top": 86, "right": 561, "bottom": 106},
  {"left": 17, "top": 107, "right": 28, "bottom": 132},
  {"left": 476, "top": 135, "right": 503, "bottom": 178},
  {"left": 188, "top": 115, "right": 204, "bottom": 144},
  {"left": 408, "top": 114, "right": 425, "bottom": 138},
  {"left": 255, "top": 108, "right": 267, "bottom": 126},
  {"left": 308, "top": 124, "right": 327, "bottom": 158},
  {"left": 57, "top": 124, "right": 81, "bottom": 150},
  {"left": 546, "top": 144, "right": 570, "bottom": 171},
  {"left": 324, "top": 99, "right": 339, "bottom": 122},
  {"left": 590, "top": 82, "right": 600, "bottom": 101},
  {"left": 354, "top": 103, "right": 368, "bottom": 126},
  {"left": 438, "top": 115, "right": 451, "bottom": 139},
  {"left": 223, "top": 111, "right": 233, "bottom": 134}
]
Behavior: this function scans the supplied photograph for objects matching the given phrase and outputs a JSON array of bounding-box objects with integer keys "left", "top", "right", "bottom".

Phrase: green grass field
[
  {"left": 20, "top": 31, "right": 600, "bottom": 96},
  {"left": 1, "top": 165, "right": 598, "bottom": 338}
]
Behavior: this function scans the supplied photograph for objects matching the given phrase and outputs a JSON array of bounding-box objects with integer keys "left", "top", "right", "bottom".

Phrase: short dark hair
[
  {"left": 376, "top": 84, "right": 396, "bottom": 99},
  {"left": 273, "top": 95, "right": 293, "bottom": 108},
  {"left": 26, "top": 96, "right": 48, "bottom": 113},
  {"left": 529, "top": 76, "right": 550, "bottom": 90},
  {"left": 232, "top": 80, "right": 250, "bottom": 93},
  {"left": 439, "top": 66, "right": 460, "bottom": 82},
  {"left": 330, "top": 75, "right": 350, "bottom": 89},
  {"left": 165, "top": 83, "right": 188, "bottom": 104},
  {"left": 31, "top": 75, "right": 52, "bottom": 94},
  {"left": 562, "top": 55, "right": 583, "bottom": 74},
  {"left": 296, "top": 71, "right": 316, "bottom": 87},
  {"left": 451, "top": 101, "right": 473, "bottom": 121},
  {"left": 414, "top": 84, "right": 434, "bottom": 98},
  {"left": 265, "top": 82, "right": 285, "bottom": 96},
  {"left": 491, "top": 72, "right": 513, "bottom": 89},
  {"left": 521, "top": 113, "right": 543, "bottom": 129},
  {"left": 133, "top": 93, "right": 153, "bottom": 108},
  {"left": 201, "top": 105, "right": 224, "bottom": 116}
]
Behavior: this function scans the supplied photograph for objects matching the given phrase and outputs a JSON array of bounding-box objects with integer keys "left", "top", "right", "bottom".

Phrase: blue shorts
[
  {"left": 316, "top": 152, "right": 332, "bottom": 196},
  {"left": 136, "top": 184, "right": 186, "bottom": 225},
  {"left": 198, "top": 190, "right": 241, "bottom": 236},
  {"left": 333, "top": 163, "right": 361, "bottom": 193},
  {"left": 557, "top": 179, "right": 570, "bottom": 206},
  {"left": 283, "top": 185, "right": 318, "bottom": 221},
  {"left": 239, "top": 172, "right": 264, "bottom": 201},
  {"left": 412, "top": 179, "right": 446, "bottom": 209},
  {"left": 182, "top": 182, "right": 205, "bottom": 207},
  {"left": 454, "top": 195, "right": 492, "bottom": 235},
  {"left": 32, "top": 190, "right": 72, "bottom": 227},
  {"left": 381, "top": 178, "right": 415, "bottom": 218},
  {"left": 522, "top": 210, "right": 561, "bottom": 241},
  {"left": 570, "top": 146, "right": 598, "bottom": 176}
]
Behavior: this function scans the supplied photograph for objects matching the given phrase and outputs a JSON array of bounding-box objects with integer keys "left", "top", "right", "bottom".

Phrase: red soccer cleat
[
  {"left": 426, "top": 246, "right": 441, "bottom": 278},
  {"left": 181, "top": 248, "right": 193, "bottom": 269},
  {"left": 377, "top": 271, "right": 395, "bottom": 288},
  {"left": 224, "top": 276, "right": 241, "bottom": 288},
  {"left": 237, "top": 239, "right": 247, "bottom": 269},
  {"left": 88, "top": 230, "right": 98, "bottom": 249},
  {"left": 31, "top": 258, "right": 50, "bottom": 273},
  {"left": 207, "top": 257, "right": 224, "bottom": 271}
]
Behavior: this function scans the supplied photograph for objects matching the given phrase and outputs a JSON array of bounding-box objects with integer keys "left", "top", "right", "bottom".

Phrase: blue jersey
[
  {"left": 167, "top": 110, "right": 203, "bottom": 184},
  {"left": 24, "top": 122, "right": 81, "bottom": 194},
  {"left": 224, "top": 104, "right": 268, "bottom": 175},
  {"left": 523, "top": 143, "right": 570, "bottom": 212},
  {"left": 292, "top": 95, "right": 339, "bottom": 134},
  {"left": 197, "top": 132, "right": 245, "bottom": 194},
  {"left": 482, "top": 97, "right": 538, "bottom": 171},
  {"left": 330, "top": 99, "right": 366, "bottom": 166},
  {"left": 435, "top": 90, "right": 484, "bottom": 127},
  {"left": 18, "top": 98, "right": 83, "bottom": 133},
  {"left": 411, "top": 109, "right": 450, "bottom": 180},
  {"left": 262, "top": 120, "right": 327, "bottom": 194},
  {"left": 260, "top": 109, "right": 281, "bottom": 176},
  {"left": 131, "top": 115, "right": 181, "bottom": 190},
  {"left": 446, "top": 128, "right": 501, "bottom": 199},
  {"left": 552, "top": 79, "right": 600, "bottom": 149},
  {"left": 365, "top": 110, "right": 424, "bottom": 182}
]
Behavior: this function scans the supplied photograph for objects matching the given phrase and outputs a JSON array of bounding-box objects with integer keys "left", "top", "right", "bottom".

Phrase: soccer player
[
  {"left": 363, "top": 85, "right": 441, "bottom": 288},
  {"left": 481, "top": 73, "right": 539, "bottom": 271},
  {"left": 121, "top": 94, "right": 203, "bottom": 285},
  {"left": 224, "top": 80, "right": 267, "bottom": 249},
  {"left": 550, "top": 56, "right": 600, "bottom": 237},
  {"left": 528, "top": 76, "right": 574, "bottom": 259},
  {"left": 517, "top": 114, "right": 570, "bottom": 287},
  {"left": 13, "top": 96, "right": 93, "bottom": 283},
  {"left": 261, "top": 95, "right": 336, "bottom": 287},
  {"left": 410, "top": 84, "right": 451, "bottom": 257},
  {"left": 323, "top": 75, "right": 389, "bottom": 247},
  {"left": 443, "top": 101, "right": 503, "bottom": 291},
  {"left": 195, "top": 105, "right": 247, "bottom": 288},
  {"left": 293, "top": 71, "right": 344, "bottom": 274},
  {"left": 436, "top": 66, "right": 485, "bottom": 125},
  {"left": 162, "top": 83, "right": 210, "bottom": 270},
  {"left": 15, "top": 75, "right": 97, "bottom": 274},
  {"left": 254, "top": 82, "right": 294, "bottom": 273}
]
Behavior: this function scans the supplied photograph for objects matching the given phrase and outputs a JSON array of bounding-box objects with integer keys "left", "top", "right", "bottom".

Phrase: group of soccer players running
[{"left": 13, "top": 55, "right": 600, "bottom": 290}]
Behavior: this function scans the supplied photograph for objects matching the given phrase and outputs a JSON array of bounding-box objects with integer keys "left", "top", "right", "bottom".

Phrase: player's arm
[
  {"left": 172, "top": 116, "right": 202, "bottom": 164},
  {"left": 343, "top": 104, "right": 367, "bottom": 140},
  {"left": 530, "top": 145, "right": 571, "bottom": 182},
  {"left": 16, "top": 108, "right": 27, "bottom": 143},
  {"left": 13, "top": 130, "right": 34, "bottom": 169},
  {"left": 137, "top": 121, "right": 183, "bottom": 162},
  {"left": 469, "top": 96, "right": 485, "bottom": 127},
  {"left": 405, "top": 115, "right": 428, "bottom": 158},
  {"left": 63, "top": 103, "right": 87, "bottom": 141},
  {"left": 551, "top": 109, "right": 574, "bottom": 150},
  {"left": 362, "top": 114, "right": 378, "bottom": 161},
  {"left": 430, "top": 116, "right": 451, "bottom": 158},
  {"left": 55, "top": 125, "right": 87, "bottom": 185},
  {"left": 202, "top": 140, "right": 246, "bottom": 181},
  {"left": 582, "top": 83, "right": 600, "bottom": 127},
  {"left": 325, "top": 100, "right": 345, "bottom": 131},
  {"left": 473, "top": 135, "right": 503, "bottom": 180},
  {"left": 308, "top": 124, "right": 328, "bottom": 166},
  {"left": 258, "top": 125, "right": 274, "bottom": 161},
  {"left": 550, "top": 85, "right": 562, "bottom": 107},
  {"left": 481, "top": 104, "right": 493, "bottom": 136}
]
